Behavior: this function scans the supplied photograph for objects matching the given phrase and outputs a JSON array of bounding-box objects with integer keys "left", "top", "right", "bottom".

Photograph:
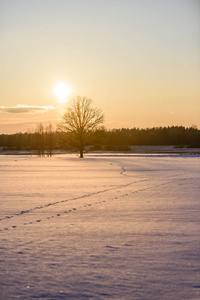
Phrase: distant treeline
[{"left": 0, "top": 125, "right": 199, "bottom": 153}]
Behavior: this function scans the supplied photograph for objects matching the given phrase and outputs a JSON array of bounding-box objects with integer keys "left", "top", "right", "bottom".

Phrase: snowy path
[{"left": 0, "top": 154, "right": 200, "bottom": 299}]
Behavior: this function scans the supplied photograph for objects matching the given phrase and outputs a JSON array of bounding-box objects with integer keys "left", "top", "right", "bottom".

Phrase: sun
[{"left": 54, "top": 82, "right": 72, "bottom": 103}]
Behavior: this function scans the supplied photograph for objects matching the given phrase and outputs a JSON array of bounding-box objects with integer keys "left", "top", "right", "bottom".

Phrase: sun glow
[{"left": 54, "top": 82, "right": 72, "bottom": 103}]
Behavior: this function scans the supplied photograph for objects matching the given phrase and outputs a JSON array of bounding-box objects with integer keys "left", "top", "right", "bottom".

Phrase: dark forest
[{"left": 0, "top": 125, "right": 199, "bottom": 154}]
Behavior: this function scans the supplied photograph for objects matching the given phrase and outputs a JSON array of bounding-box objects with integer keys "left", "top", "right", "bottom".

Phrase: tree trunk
[{"left": 80, "top": 146, "right": 84, "bottom": 158}]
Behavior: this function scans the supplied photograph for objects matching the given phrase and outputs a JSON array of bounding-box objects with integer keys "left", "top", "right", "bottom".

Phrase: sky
[{"left": 0, "top": 0, "right": 200, "bottom": 134}]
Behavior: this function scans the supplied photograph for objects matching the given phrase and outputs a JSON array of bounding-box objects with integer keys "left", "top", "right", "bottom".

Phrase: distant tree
[
  {"left": 35, "top": 123, "right": 45, "bottom": 155},
  {"left": 58, "top": 96, "right": 104, "bottom": 158},
  {"left": 45, "top": 123, "right": 53, "bottom": 156}
]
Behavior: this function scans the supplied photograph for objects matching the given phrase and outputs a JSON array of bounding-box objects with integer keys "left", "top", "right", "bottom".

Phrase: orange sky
[{"left": 0, "top": 0, "right": 200, "bottom": 133}]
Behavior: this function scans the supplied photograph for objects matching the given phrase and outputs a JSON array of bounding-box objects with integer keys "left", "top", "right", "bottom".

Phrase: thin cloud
[
  {"left": 0, "top": 104, "right": 56, "bottom": 114},
  {"left": 0, "top": 118, "right": 59, "bottom": 125}
]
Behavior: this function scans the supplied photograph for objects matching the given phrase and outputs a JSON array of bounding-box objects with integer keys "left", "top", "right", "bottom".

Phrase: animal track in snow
[
  {"left": 0, "top": 178, "right": 183, "bottom": 233},
  {"left": 0, "top": 180, "right": 147, "bottom": 222}
]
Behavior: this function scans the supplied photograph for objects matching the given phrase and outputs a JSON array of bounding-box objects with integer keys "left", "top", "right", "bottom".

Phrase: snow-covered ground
[{"left": 0, "top": 154, "right": 200, "bottom": 299}]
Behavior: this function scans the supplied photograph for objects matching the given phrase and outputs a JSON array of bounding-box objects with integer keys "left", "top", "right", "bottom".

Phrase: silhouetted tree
[
  {"left": 58, "top": 96, "right": 104, "bottom": 157},
  {"left": 35, "top": 123, "right": 44, "bottom": 156},
  {"left": 45, "top": 123, "right": 53, "bottom": 156}
]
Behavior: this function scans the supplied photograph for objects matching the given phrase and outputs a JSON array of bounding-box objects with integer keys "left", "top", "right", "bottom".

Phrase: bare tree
[
  {"left": 35, "top": 123, "right": 44, "bottom": 156},
  {"left": 58, "top": 96, "right": 104, "bottom": 158},
  {"left": 45, "top": 123, "right": 53, "bottom": 157}
]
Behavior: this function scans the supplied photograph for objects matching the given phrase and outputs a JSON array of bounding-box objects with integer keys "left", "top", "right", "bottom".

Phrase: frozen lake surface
[{"left": 0, "top": 153, "right": 200, "bottom": 299}]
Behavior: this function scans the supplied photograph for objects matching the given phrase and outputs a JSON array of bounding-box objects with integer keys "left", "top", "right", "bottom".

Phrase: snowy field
[{"left": 0, "top": 153, "right": 200, "bottom": 299}]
